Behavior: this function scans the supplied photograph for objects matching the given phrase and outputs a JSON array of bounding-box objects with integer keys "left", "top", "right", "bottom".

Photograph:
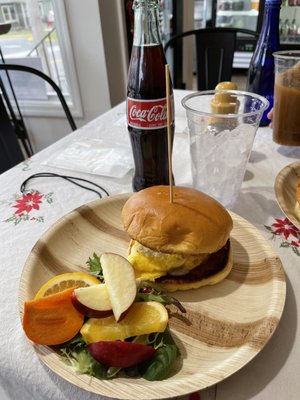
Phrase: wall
[
  {"left": 24, "top": 0, "right": 128, "bottom": 152},
  {"left": 182, "top": 0, "right": 195, "bottom": 89},
  {"left": 98, "top": 0, "right": 129, "bottom": 107}
]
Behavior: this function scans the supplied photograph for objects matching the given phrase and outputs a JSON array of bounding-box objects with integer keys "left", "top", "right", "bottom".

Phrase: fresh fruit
[
  {"left": 100, "top": 253, "right": 137, "bottom": 322},
  {"left": 80, "top": 301, "right": 168, "bottom": 343},
  {"left": 23, "top": 287, "right": 84, "bottom": 345},
  {"left": 88, "top": 341, "right": 156, "bottom": 368},
  {"left": 35, "top": 272, "right": 100, "bottom": 299},
  {"left": 71, "top": 284, "right": 113, "bottom": 318}
]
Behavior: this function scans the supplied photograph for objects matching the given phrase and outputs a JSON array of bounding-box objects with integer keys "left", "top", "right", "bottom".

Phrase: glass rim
[
  {"left": 181, "top": 90, "right": 270, "bottom": 119},
  {"left": 273, "top": 50, "right": 300, "bottom": 60}
]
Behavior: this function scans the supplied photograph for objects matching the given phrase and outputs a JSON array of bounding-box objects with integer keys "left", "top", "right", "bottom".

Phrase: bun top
[{"left": 122, "top": 186, "right": 233, "bottom": 255}]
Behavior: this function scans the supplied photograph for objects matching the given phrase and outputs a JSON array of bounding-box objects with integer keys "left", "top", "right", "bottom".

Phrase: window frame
[
  {"left": 2, "top": 5, "right": 18, "bottom": 23},
  {"left": 5, "top": 0, "right": 83, "bottom": 119}
]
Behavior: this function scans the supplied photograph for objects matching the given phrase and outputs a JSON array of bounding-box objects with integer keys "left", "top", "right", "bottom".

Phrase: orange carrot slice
[{"left": 23, "top": 287, "right": 84, "bottom": 345}]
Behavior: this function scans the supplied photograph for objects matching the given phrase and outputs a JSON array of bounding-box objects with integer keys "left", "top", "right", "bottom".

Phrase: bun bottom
[{"left": 156, "top": 245, "right": 233, "bottom": 293}]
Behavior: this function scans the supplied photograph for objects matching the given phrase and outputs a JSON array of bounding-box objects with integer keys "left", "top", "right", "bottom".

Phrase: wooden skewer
[{"left": 165, "top": 64, "right": 173, "bottom": 203}]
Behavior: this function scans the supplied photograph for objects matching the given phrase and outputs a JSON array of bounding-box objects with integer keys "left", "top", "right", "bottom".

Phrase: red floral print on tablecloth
[
  {"left": 13, "top": 192, "right": 43, "bottom": 215},
  {"left": 4, "top": 190, "right": 54, "bottom": 225},
  {"left": 265, "top": 217, "right": 300, "bottom": 256}
]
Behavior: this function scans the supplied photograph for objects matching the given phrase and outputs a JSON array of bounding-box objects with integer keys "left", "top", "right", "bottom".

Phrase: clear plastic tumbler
[
  {"left": 181, "top": 90, "right": 269, "bottom": 209},
  {"left": 273, "top": 50, "right": 300, "bottom": 146}
]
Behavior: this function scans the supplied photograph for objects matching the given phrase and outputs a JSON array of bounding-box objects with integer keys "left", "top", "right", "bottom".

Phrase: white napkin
[{"left": 43, "top": 138, "right": 134, "bottom": 179}]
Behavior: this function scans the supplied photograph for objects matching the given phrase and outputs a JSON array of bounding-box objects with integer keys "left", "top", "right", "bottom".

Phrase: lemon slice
[
  {"left": 35, "top": 272, "right": 100, "bottom": 299},
  {"left": 80, "top": 301, "right": 169, "bottom": 343}
]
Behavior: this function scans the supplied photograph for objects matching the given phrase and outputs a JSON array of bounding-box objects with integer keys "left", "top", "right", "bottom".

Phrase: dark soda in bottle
[{"left": 127, "top": 0, "right": 175, "bottom": 192}]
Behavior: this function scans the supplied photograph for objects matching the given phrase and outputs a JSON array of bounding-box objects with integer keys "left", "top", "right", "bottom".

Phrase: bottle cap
[{"left": 265, "top": 0, "right": 282, "bottom": 5}]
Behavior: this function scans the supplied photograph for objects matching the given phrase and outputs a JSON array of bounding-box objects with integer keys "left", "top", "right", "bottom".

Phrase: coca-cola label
[{"left": 127, "top": 97, "right": 173, "bottom": 129}]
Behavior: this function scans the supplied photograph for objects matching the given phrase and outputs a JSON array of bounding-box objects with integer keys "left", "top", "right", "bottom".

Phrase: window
[
  {"left": 0, "top": 0, "right": 82, "bottom": 118},
  {"left": 2, "top": 5, "right": 18, "bottom": 23}
]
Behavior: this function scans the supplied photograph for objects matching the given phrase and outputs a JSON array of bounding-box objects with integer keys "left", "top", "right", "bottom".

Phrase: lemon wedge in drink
[{"left": 80, "top": 301, "right": 169, "bottom": 343}]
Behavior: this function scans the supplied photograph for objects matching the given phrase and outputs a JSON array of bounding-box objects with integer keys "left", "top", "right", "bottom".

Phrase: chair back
[
  {"left": 0, "top": 63, "right": 77, "bottom": 130},
  {"left": 0, "top": 63, "right": 77, "bottom": 173},
  {"left": 164, "top": 27, "right": 259, "bottom": 90},
  {"left": 0, "top": 92, "right": 24, "bottom": 173}
]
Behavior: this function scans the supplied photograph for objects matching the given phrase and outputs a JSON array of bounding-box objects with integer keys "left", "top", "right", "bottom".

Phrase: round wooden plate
[
  {"left": 274, "top": 160, "right": 300, "bottom": 230},
  {"left": 18, "top": 194, "right": 286, "bottom": 400}
]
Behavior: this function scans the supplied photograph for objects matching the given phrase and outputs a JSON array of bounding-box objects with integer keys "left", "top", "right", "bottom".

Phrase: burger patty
[{"left": 156, "top": 240, "right": 230, "bottom": 284}]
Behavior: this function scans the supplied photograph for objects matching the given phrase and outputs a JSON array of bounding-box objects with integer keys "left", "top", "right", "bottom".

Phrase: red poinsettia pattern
[
  {"left": 12, "top": 192, "right": 44, "bottom": 215},
  {"left": 5, "top": 190, "right": 54, "bottom": 225},
  {"left": 265, "top": 217, "right": 300, "bottom": 256}
]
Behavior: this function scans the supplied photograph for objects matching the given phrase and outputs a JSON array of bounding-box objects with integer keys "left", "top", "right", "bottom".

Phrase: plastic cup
[
  {"left": 181, "top": 90, "right": 269, "bottom": 209},
  {"left": 273, "top": 50, "right": 300, "bottom": 146}
]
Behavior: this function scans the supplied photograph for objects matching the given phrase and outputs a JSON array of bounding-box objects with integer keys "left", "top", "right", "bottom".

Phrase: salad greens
[
  {"left": 136, "top": 281, "right": 186, "bottom": 313},
  {"left": 59, "top": 335, "right": 107, "bottom": 379},
  {"left": 86, "top": 253, "right": 104, "bottom": 281},
  {"left": 141, "top": 330, "right": 180, "bottom": 381},
  {"left": 58, "top": 252, "right": 184, "bottom": 381},
  {"left": 59, "top": 330, "right": 179, "bottom": 381}
]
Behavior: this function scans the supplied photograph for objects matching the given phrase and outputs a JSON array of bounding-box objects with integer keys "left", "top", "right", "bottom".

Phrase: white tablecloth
[{"left": 0, "top": 90, "right": 299, "bottom": 400}]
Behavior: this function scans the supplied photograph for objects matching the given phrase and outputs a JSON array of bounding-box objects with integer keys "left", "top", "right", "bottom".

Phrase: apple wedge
[
  {"left": 100, "top": 253, "right": 137, "bottom": 322},
  {"left": 71, "top": 284, "right": 113, "bottom": 318}
]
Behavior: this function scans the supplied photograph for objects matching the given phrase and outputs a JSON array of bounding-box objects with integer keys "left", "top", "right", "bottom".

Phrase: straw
[{"left": 165, "top": 64, "right": 173, "bottom": 203}]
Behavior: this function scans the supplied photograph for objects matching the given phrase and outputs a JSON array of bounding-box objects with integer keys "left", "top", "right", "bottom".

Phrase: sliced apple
[
  {"left": 71, "top": 284, "right": 113, "bottom": 318},
  {"left": 100, "top": 253, "right": 137, "bottom": 322}
]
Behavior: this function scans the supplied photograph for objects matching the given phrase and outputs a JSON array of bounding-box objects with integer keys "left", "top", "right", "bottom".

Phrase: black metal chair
[
  {"left": 164, "top": 27, "right": 259, "bottom": 91},
  {"left": 0, "top": 63, "right": 77, "bottom": 174}
]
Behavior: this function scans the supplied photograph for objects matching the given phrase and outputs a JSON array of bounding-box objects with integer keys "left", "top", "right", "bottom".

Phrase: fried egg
[{"left": 128, "top": 240, "right": 208, "bottom": 281}]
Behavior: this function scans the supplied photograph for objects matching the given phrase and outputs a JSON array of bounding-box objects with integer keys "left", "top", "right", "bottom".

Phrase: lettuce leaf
[{"left": 141, "top": 330, "right": 180, "bottom": 381}]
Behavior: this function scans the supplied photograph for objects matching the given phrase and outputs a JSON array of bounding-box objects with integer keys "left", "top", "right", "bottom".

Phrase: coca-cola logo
[
  {"left": 127, "top": 97, "right": 173, "bottom": 129},
  {"left": 129, "top": 104, "right": 167, "bottom": 123}
]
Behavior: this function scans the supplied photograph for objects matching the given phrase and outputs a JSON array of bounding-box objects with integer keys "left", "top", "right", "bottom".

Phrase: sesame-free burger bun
[{"left": 122, "top": 186, "right": 233, "bottom": 255}]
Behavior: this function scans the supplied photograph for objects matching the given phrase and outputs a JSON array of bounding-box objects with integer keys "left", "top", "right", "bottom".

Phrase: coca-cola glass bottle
[{"left": 127, "top": 0, "right": 175, "bottom": 192}]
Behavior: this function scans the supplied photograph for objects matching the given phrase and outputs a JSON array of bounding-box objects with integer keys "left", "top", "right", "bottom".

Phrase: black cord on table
[{"left": 20, "top": 173, "right": 109, "bottom": 198}]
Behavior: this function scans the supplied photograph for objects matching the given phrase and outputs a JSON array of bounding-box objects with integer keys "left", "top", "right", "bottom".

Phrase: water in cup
[
  {"left": 182, "top": 90, "right": 269, "bottom": 209},
  {"left": 190, "top": 124, "right": 257, "bottom": 209}
]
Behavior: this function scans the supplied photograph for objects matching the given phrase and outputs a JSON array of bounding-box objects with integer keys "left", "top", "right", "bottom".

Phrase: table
[{"left": 0, "top": 90, "right": 299, "bottom": 400}]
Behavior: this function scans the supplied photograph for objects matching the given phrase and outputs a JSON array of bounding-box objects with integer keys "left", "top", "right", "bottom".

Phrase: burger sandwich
[{"left": 121, "top": 186, "right": 233, "bottom": 292}]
